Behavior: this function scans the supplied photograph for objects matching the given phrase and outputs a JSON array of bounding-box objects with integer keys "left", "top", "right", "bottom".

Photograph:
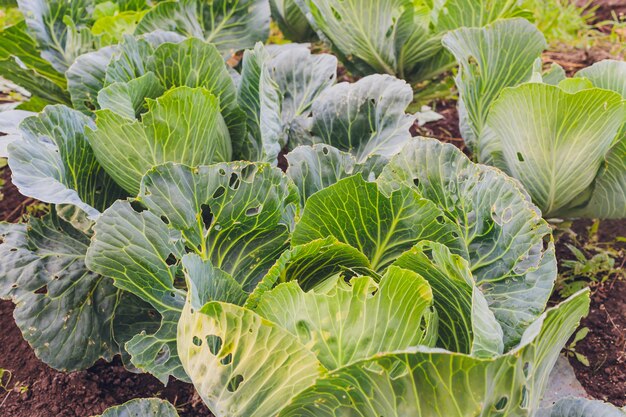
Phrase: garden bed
[{"left": 1, "top": 0, "right": 625, "bottom": 416}]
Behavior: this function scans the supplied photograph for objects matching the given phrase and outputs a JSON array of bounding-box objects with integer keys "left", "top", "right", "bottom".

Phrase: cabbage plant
[
  {"left": 0, "top": 0, "right": 272, "bottom": 111},
  {"left": 291, "top": 0, "right": 527, "bottom": 82},
  {"left": 0, "top": 37, "right": 417, "bottom": 381},
  {"left": 0, "top": 0, "right": 155, "bottom": 109},
  {"left": 445, "top": 18, "right": 626, "bottom": 219},
  {"left": 172, "top": 138, "right": 599, "bottom": 416}
]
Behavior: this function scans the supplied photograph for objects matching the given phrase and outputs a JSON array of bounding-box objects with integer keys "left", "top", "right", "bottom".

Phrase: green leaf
[
  {"left": 292, "top": 174, "right": 467, "bottom": 272},
  {"left": 568, "top": 60, "right": 626, "bottom": 218},
  {"left": 0, "top": 21, "right": 70, "bottom": 104},
  {"left": 178, "top": 301, "right": 324, "bottom": 417},
  {"left": 237, "top": 43, "right": 337, "bottom": 162},
  {"left": 538, "top": 398, "right": 626, "bottom": 417},
  {"left": 270, "top": 0, "right": 315, "bottom": 42},
  {"left": 17, "top": 0, "right": 97, "bottom": 72},
  {"left": 237, "top": 43, "right": 282, "bottom": 161},
  {"left": 99, "top": 398, "right": 180, "bottom": 417},
  {"left": 255, "top": 266, "right": 435, "bottom": 370},
  {"left": 88, "top": 86, "right": 232, "bottom": 194},
  {"left": 97, "top": 72, "right": 165, "bottom": 119},
  {"left": 394, "top": 241, "right": 503, "bottom": 357},
  {"left": 484, "top": 82, "right": 625, "bottom": 217},
  {"left": 135, "top": 0, "right": 270, "bottom": 55},
  {"left": 138, "top": 162, "right": 298, "bottom": 291},
  {"left": 86, "top": 200, "right": 185, "bottom": 314},
  {"left": 86, "top": 200, "right": 186, "bottom": 382},
  {"left": 285, "top": 144, "right": 387, "bottom": 205},
  {"left": 246, "top": 237, "right": 374, "bottom": 309},
  {"left": 150, "top": 38, "right": 245, "bottom": 146},
  {"left": 304, "top": 74, "right": 415, "bottom": 162},
  {"left": 0, "top": 214, "right": 121, "bottom": 371},
  {"left": 378, "top": 138, "right": 556, "bottom": 348},
  {"left": 183, "top": 254, "right": 248, "bottom": 309},
  {"left": 443, "top": 18, "right": 546, "bottom": 151},
  {"left": 277, "top": 290, "right": 590, "bottom": 417},
  {"left": 66, "top": 45, "right": 116, "bottom": 114},
  {"left": 8, "top": 105, "right": 127, "bottom": 219},
  {"left": 92, "top": 10, "right": 146, "bottom": 46}
]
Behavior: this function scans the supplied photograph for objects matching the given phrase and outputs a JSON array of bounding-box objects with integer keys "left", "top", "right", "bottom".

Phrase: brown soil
[
  {"left": 0, "top": 301, "right": 213, "bottom": 417},
  {"left": 561, "top": 219, "right": 626, "bottom": 407},
  {"left": 586, "top": 0, "right": 626, "bottom": 23},
  {"left": 0, "top": 165, "right": 32, "bottom": 223}
]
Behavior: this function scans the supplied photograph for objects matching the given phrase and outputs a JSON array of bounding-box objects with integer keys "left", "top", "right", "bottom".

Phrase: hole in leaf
[
  {"left": 160, "top": 215, "right": 170, "bottom": 225},
  {"left": 206, "top": 335, "right": 223, "bottom": 355},
  {"left": 200, "top": 204, "right": 213, "bottom": 228},
  {"left": 229, "top": 173, "right": 241, "bottom": 190},
  {"left": 192, "top": 336, "right": 202, "bottom": 346},
  {"left": 413, "top": 178, "right": 420, "bottom": 188},
  {"left": 212, "top": 186, "right": 226, "bottom": 199},
  {"left": 331, "top": 6, "right": 341, "bottom": 20},
  {"left": 245, "top": 206, "right": 261, "bottom": 216},
  {"left": 218, "top": 168, "right": 226, "bottom": 176},
  {"left": 165, "top": 254, "right": 177, "bottom": 266},
  {"left": 155, "top": 344, "right": 170, "bottom": 365},
  {"left": 517, "top": 152, "right": 524, "bottom": 162},
  {"left": 322, "top": 146, "right": 329, "bottom": 155},
  {"left": 521, "top": 385, "right": 529, "bottom": 407},
  {"left": 495, "top": 396, "right": 508, "bottom": 411},
  {"left": 9, "top": 248, "right": 17, "bottom": 252},
  {"left": 436, "top": 215, "right": 444, "bottom": 224},
  {"left": 130, "top": 201, "right": 146, "bottom": 213},
  {"left": 220, "top": 354, "right": 232, "bottom": 365},
  {"left": 227, "top": 374, "right": 244, "bottom": 392}
]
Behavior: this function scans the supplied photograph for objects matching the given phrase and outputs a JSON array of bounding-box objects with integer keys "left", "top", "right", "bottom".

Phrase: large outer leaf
[
  {"left": 568, "top": 60, "right": 626, "bottom": 218},
  {"left": 304, "top": 74, "right": 415, "bottom": 162},
  {"left": 17, "top": 0, "right": 97, "bottom": 72},
  {"left": 277, "top": 290, "right": 590, "bottom": 417},
  {"left": 292, "top": 175, "right": 467, "bottom": 272},
  {"left": 138, "top": 162, "right": 298, "bottom": 291},
  {"left": 99, "top": 398, "right": 180, "bottom": 417},
  {"left": 443, "top": 18, "right": 546, "bottom": 151},
  {"left": 135, "top": 0, "right": 270, "bottom": 55},
  {"left": 394, "top": 241, "right": 503, "bottom": 357},
  {"left": 178, "top": 301, "right": 324, "bottom": 417},
  {"left": 86, "top": 200, "right": 187, "bottom": 382},
  {"left": 0, "top": 214, "right": 120, "bottom": 371},
  {"left": 286, "top": 144, "right": 387, "bottom": 205},
  {"left": 8, "top": 105, "right": 126, "bottom": 219},
  {"left": 0, "top": 21, "right": 69, "bottom": 105},
  {"left": 88, "top": 86, "right": 232, "bottom": 194},
  {"left": 378, "top": 138, "right": 556, "bottom": 348},
  {"left": 485, "top": 82, "right": 625, "bottom": 217},
  {"left": 255, "top": 267, "right": 435, "bottom": 369}
]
